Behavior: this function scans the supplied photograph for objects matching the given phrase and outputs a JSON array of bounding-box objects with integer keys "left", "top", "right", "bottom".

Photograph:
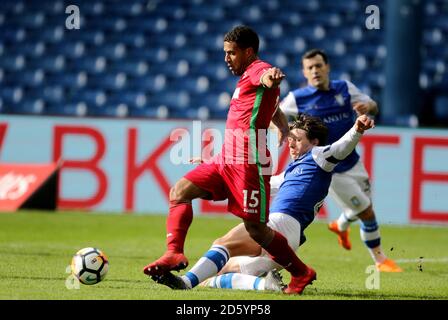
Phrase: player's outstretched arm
[
  {"left": 352, "top": 100, "right": 378, "bottom": 116},
  {"left": 354, "top": 114, "right": 375, "bottom": 134},
  {"left": 312, "top": 115, "right": 375, "bottom": 172},
  {"left": 260, "top": 67, "right": 285, "bottom": 89},
  {"left": 271, "top": 107, "right": 290, "bottom": 147}
]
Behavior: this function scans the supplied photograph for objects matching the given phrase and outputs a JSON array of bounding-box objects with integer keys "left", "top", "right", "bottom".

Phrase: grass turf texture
[{"left": 0, "top": 211, "right": 447, "bottom": 300}]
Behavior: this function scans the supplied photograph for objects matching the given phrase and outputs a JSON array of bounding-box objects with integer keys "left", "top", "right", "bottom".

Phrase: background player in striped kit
[{"left": 279, "top": 49, "right": 401, "bottom": 272}]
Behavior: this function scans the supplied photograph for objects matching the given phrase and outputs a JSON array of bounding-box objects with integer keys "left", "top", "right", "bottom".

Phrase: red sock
[
  {"left": 166, "top": 201, "right": 193, "bottom": 253},
  {"left": 263, "top": 231, "right": 308, "bottom": 277}
]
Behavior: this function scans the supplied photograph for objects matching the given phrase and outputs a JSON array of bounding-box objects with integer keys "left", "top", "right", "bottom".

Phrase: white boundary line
[{"left": 395, "top": 257, "right": 448, "bottom": 263}]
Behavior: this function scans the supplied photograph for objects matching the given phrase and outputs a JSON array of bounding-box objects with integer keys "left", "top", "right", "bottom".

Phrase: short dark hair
[
  {"left": 289, "top": 113, "right": 328, "bottom": 146},
  {"left": 224, "top": 25, "right": 259, "bottom": 55},
  {"left": 302, "top": 49, "right": 329, "bottom": 65}
]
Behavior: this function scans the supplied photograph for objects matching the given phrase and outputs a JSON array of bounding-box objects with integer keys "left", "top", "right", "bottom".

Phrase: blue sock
[
  {"left": 182, "top": 245, "right": 229, "bottom": 288},
  {"left": 204, "top": 273, "right": 265, "bottom": 290},
  {"left": 360, "top": 219, "right": 386, "bottom": 263}
]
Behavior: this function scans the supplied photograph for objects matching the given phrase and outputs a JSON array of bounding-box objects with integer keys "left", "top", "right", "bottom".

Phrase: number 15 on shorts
[{"left": 243, "top": 189, "right": 259, "bottom": 208}]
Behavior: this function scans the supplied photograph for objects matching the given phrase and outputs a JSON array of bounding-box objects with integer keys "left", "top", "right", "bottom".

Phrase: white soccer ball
[{"left": 71, "top": 247, "right": 109, "bottom": 285}]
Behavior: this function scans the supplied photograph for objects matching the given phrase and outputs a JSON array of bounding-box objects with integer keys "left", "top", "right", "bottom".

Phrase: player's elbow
[{"left": 369, "top": 101, "right": 379, "bottom": 115}]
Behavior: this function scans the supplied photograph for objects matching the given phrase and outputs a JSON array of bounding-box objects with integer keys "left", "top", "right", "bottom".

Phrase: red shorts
[{"left": 184, "top": 161, "right": 271, "bottom": 223}]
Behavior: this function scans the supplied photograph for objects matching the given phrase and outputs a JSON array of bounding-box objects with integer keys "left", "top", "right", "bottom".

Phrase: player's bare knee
[
  {"left": 244, "top": 221, "right": 269, "bottom": 246},
  {"left": 170, "top": 179, "right": 188, "bottom": 201},
  {"left": 358, "top": 205, "right": 376, "bottom": 220},
  {"left": 212, "top": 236, "right": 227, "bottom": 247},
  {"left": 218, "top": 259, "right": 241, "bottom": 274}
]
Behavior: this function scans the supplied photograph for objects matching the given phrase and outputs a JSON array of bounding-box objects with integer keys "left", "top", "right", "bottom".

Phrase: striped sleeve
[{"left": 279, "top": 92, "right": 299, "bottom": 116}]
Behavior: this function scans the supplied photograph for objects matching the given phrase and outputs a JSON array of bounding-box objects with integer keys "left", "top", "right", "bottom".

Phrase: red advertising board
[{"left": 0, "top": 163, "right": 59, "bottom": 212}]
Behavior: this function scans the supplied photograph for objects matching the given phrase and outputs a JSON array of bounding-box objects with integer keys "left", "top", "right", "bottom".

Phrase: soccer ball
[{"left": 71, "top": 247, "right": 109, "bottom": 285}]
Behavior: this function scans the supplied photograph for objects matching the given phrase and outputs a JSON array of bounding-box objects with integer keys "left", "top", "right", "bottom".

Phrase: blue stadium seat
[
  {"left": 194, "top": 92, "right": 230, "bottom": 112},
  {"left": 286, "top": 0, "right": 320, "bottom": 12},
  {"left": 69, "top": 89, "right": 107, "bottom": 107},
  {"left": 27, "top": 55, "right": 66, "bottom": 73},
  {"left": 187, "top": 5, "right": 224, "bottom": 21},
  {"left": 127, "top": 47, "right": 169, "bottom": 65},
  {"left": 0, "top": 0, "right": 443, "bottom": 124},
  {"left": 87, "top": 43, "right": 126, "bottom": 60},
  {"left": 107, "top": 91, "right": 148, "bottom": 109},
  {"left": 12, "top": 98, "right": 45, "bottom": 115},
  {"left": 126, "top": 74, "right": 167, "bottom": 93},
  {"left": 0, "top": 55, "right": 25, "bottom": 71},
  {"left": 186, "top": 34, "right": 221, "bottom": 51},
  {"left": 170, "top": 48, "right": 208, "bottom": 66},
  {"left": 8, "top": 42, "right": 46, "bottom": 57},
  {"left": 45, "top": 102, "right": 87, "bottom": 117},
  {"left": 190, "top": 63, "right": 229, "bottom": 80},
  {"left": 108, "top": 60, "right": 148, "bottom": 77},
  {"left": 129, "top": 105, "right": 169, "bottom": 119},
  {"left": 105, "top": 32, "right": 144, "bottom": 48},
  {"left": 47, "top": 42, "right": 85, "bottom": 58},
  {"left": 67, "top": 56, "right": 106, "bottom": 74},
  {"left": 8, "top": 12, "right": 45, "bottom": 28},
  {"left": 320, "top": 0, "right": 359, "bottom": 13},
  {"left": 45, "top": 71, "right": 87, "bottom": 88},
  {"left": 87, "top": 73, "right": 127, "bottom": 90},
  {"left": 87, "top": 103, "right": 129, "bottom": 117},
  {"left": 170, "top": 76, "right": 210, "bottom": 94},
  {"left": 167, "top": 20, "right": 209, "bottom": 36},
  {"left": 434, "top": 95, "right": 448, "bottom": 121},
  {"left": 65, "top": 30, "right": 105, "bottom": 46},
  {"left": 151, "top": 60, "right": 190, "bottom": 78},
  {"left": 2, "top": 27, "right": 26, "bottom": 43},
  {"left": 149, "top": 90, "right": 191, "bottom": 111},
  {"left": 1, "top": 86, "right": 23, "bottom": 104},
  {"left": 38, "top": 26, "right": 64, "bottom": 43}
]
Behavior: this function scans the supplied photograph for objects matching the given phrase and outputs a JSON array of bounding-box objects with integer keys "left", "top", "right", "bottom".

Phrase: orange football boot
[
  {"left": 328, "top": 220, "right": 352, "bottom": 250},
  {"left": 376, "top": 258, "right": 403, "bottom": 272}
]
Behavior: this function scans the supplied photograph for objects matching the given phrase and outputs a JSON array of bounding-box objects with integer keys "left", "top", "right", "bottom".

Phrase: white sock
[
  {"left": 337, "top": 213, "right": 357, "bottom": 231},
  {"left": 181, "top": 245, "right": 229, "bottom": 289},
  {"left": 360, "top": 219, "right": 386, "bottom": 263},
  {"left": 369, "top": 245, "right": 387, "bottom": 264},
  {"left": 204, "top": 273, "right": 265, "bottom": 290}
]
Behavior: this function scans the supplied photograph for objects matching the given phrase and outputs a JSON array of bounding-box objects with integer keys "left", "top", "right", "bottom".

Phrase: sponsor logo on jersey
[
  {"left": 232, "top": 87, "right": 240, "bottom": 100},
  {"left": 350, "top": 196, "right": 361, "bottom": 207},
  {"left": 335, "top": 94, "right": 345, "bottom": 106},
  {"left": 243, "top": 207, "right": 258, "bottom": 214}
]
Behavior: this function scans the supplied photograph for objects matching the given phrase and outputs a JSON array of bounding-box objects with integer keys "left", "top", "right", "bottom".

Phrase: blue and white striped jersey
[
  {"left": 270, "top": 126, "right": 363, "bottom": 244},
  {"left": 280, "top": 80, "right": 372, "bottom": 173}
]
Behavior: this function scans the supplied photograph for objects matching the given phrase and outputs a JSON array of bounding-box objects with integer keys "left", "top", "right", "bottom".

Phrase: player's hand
[
  {"left": 352, "top": 102, "right": 370, "bottom": 116},
  {"left": 262, "top": 67, "right": 285, "bottom": 88},
  {"left": 268, "top": 67, "right": 285, "bottom": 81},
  {"left": 354, "top": 115, "right": 375, "bottom": 134},
  {"left": 277, "top": 128, "right": 289, "bottom": 147}
]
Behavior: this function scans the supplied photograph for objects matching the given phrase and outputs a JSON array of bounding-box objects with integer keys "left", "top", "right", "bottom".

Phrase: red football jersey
[{"left": 222, "top": 59, "right": 280, "bottom": 164}]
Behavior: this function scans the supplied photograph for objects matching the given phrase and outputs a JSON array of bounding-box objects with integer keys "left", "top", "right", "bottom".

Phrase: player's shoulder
[
  {"left": 290, "top": 85, "right": 315, "bottom": 99},
  {"left": 251, "top": 59, "right": 272, "bottom": 71},
  {"left": 331, "top": 79, "right": 350, "bottom": 90}
]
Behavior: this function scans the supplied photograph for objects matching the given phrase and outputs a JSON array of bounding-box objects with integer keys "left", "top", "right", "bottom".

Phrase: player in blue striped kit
[
  {"left": 279, "top": 49, "right": 401, "bottom": 272},
  {"left": 153, "top": 113, "right": 375, "bottom": 293}
]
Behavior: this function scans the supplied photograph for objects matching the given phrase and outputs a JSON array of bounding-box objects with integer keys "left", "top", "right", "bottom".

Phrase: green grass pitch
[{"left": 0, "top": 211, "right": 447, "bottom": 300}]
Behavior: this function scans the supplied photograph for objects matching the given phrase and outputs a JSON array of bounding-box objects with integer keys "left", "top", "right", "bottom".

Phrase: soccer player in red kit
[{"left": 144, "top": 25, "right": 316, "bottom": 294}]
